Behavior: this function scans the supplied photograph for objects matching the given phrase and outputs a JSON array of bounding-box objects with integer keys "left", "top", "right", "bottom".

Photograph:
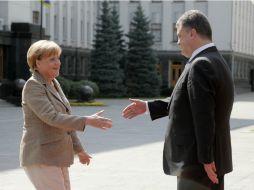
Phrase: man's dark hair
[{"left": 176, "top": 10, "right": 212, "bottom": 40}]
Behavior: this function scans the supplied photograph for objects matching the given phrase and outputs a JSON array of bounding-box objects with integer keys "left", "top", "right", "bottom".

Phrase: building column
[{"left": 58, "top": 1, "right": 63, "bottom": 44}]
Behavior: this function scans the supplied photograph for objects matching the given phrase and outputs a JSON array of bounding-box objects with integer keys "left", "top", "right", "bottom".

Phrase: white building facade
[
  {"left": 0, "top": 1, "right": 98, "bottom": 81},
  {"left": 109, "top": 0, "right": 254, "bottom": 92},
  {"left": 0, "top": 1, "right": 97, "bottom": 49},
  {"left": 0, "top": 0, "right": 254, "bottom": 92}
]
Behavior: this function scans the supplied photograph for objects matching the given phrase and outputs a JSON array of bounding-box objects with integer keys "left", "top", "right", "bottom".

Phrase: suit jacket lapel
[
  {"left": 52, "top": 79, "right": 71, "bottom": 112},
  {"left": 167, "top": 46, "right": 218, "bottom": 113},
  {"left": 33, "top": 72, "right": 70, "bottom": 112}
]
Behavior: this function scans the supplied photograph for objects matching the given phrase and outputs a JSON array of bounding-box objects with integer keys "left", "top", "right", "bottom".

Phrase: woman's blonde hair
[{"left": 27, "top": 40, "right": 62, "bottom": 72}]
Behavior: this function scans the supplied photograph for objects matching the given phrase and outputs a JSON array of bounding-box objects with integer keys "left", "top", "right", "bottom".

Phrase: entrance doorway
[
  {"left": 0, "top": 47, "right": 3, "bottom": 80},
  {"left": 171, "top": 62, "right": 182, "bottom": 87}
]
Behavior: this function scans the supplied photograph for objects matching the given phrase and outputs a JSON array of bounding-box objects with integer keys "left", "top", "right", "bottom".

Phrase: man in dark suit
[{"left": 122, "top": 10, "right": 234, "bottom": 190}]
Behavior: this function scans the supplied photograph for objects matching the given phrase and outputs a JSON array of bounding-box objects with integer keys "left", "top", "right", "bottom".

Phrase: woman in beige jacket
[{"left": 20, "top": 40, "right": 112, "bottom": 190}]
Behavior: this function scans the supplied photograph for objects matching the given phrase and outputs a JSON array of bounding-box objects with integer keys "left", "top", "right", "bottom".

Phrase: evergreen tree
[
  {"left": 90, "top": 1, "right": 125, "bottom": 97},
  {"left": 111, "top": 6, "right": 126, "bottom": 70},
  {"left": 126, "top": 4, "right": 161, "bottom": 97}
]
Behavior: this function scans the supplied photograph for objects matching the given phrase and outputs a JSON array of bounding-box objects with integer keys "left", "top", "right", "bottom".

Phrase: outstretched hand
[
  {"left": 122, "top": 99, "right": 146, "bottom": 119},
  {"left": 78, "top": 151, "right": 92, "bottom": 165},
  {"left": 86, "top": 110, "right": 112, "bottom": 130},
  {"left": 203, "top": 161, "right": 219, "bottom": 184}
]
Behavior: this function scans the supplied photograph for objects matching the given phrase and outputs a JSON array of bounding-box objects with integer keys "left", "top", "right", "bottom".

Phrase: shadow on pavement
[
  {"left": 0, "top": 99, "right": 168, "bottom": 172},
  {"left": 233, "top": 92, "right": 254, "bottom": 102},
  {"left": 0, "top": 98, "right": 254, "bottom": 172},
  {"left": 230, "top": 118, "right": 254, "bottom": 130}
]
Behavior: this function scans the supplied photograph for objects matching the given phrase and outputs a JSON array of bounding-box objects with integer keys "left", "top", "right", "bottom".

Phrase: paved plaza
[{"left": 0, "top": 93, "right": 254, "bottom": 190}]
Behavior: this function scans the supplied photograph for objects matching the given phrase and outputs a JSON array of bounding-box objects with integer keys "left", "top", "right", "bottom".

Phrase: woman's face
[{"left": 36, "top": 54, "right": 61, "bottom": 82}]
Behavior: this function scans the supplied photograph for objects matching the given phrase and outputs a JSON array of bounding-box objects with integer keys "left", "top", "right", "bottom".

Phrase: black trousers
[{"left": 177, "top": 165, "right": 224, "bottom": 190}]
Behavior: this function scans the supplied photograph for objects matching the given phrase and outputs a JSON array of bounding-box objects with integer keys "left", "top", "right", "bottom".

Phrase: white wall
[
  {"left": 232, "top": 1, "right": 254, "bottom": 56},
  {"left": 8, "top": 1, "right": 31, "bottom": 25},
  {"left": 2, "top": 0, "right": 253, "bottom": 56},
  {"left": 119, "top": 1, "right": 129, "bottom": 36},
  {"left": 208, "top": 1, "right": 232, "bottom": 51},
  {"left": 161, "top": 1, "right": 172, "bottom": 50},
  {"left": 0, "top": 1, "right": 8, "bottom": 30},
  {"left": 0, "top": 1, "right": 8, "bottom": 21}
]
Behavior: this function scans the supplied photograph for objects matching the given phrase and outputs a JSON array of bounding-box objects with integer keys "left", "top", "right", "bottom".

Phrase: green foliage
[
  {"left": 56, "top": 76, "right": 72, "bottom": 97},
  {"left": 111, "top": 6, "right": 127, "bottom": 70},
  {"left": 57, "top": 76, "right": 100, "bottom": 99},
  {"left": 70, "top": 101, "right": 106, "bottom": 107},
  {"left": 79, "top": 80, "right": 99, "bottom": 97},
  {"left": 69, "top": 81, "right": 83, "bottom": 99},
  {"left": 160, "top": 81, "right": 173, "bottom": 97},
  {"left": 125, "top": 4, "right": 161, "bottom": 97},
  {"left": 90, "top": 1, "right": 126, "bottom": 97}
]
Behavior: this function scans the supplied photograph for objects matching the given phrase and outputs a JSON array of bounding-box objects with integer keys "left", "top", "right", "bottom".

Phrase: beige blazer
[{"left": 20, "top": 71, "right": 86, "bottom": 167}]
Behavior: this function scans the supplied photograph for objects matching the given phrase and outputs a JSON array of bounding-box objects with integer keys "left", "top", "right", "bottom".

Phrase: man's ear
[{"left": 190, "top": 28, "right": 197, "bottom": 39}]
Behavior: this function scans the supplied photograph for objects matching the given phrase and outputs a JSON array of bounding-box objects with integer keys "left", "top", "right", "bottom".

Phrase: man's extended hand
[
  {"left": 122, "top": 99, "right": 146, "bottom": 119},
  {"left": 203, "top": 161, "right": 219, "bottom": 184}
]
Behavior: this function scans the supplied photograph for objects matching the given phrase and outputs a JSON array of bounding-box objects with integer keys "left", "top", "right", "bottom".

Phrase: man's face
[{"left": 176, "top": 24, "right": 193, "bottom": 58}]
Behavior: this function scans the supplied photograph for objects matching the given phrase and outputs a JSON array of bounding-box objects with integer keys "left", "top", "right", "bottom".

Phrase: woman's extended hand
[
  {"left": 85, "top": 110, "right": 112, "bottom": 130},
  {"left": 78, "top": 151, "right": 92, "bottom": 165}
]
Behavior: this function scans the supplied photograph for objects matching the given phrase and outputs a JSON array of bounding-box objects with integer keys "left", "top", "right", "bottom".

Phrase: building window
[
  {"left": 81, "top": 20, "right": 84, "bottom": 44},
  {"left": 93, "top": 23, "right": 96, "bottom": 41},
  {"left": 45, "top": 13, "right": 50, "bottom": 35},
  {"left": 54, "top": 15, "right": 58, "bottom": 40},
  {"left": 194, "top": 1, "right": 208, "bottom": 15},
  {"left": 234, "top": 61, "right": 239, "bottom": 79},
  {"left": 81, "top": 8, "right": 85, "bottom": 44},
  {"left": 61, "top": 56, "right": 68, "bottom": 76},
  {"left": 172, "top": 23, "right": 178, "bottom": 42},
  {"left": 151, "top": 23, "right": 161, "bottom": 42},
  {"left": 68, "top": 56, "right": 75, "bottom": 76},
  {"left": 87, "top": 22, "right": 91, "bottom": 45},
  {"left": 151, "top": 12, "right": 161, "bottom": 24},
  {"left": 172, "top": 1, "right": 184, "bottom": 43},
  {"left": 63, "top": 17, "right": 67, "bottom": 42},
  {"left": 129, "top": 12, "right": 136, "bottom": 32},
  {"left": 109, "top": 1, "right": 119, "bottom": 11},
  {"left": 71, "top": 18, "right": 75, "bottom": 42},
  {"left": 80, "top": 57, "right": 86, "bottom": 76},
  {"left": 62, "top": 3, "right": 67, "bottom": 43},
  {"left": 243, "top": 62, "right": 248, "bottom": 80},
  {"left": 0, "top": 48, "right": 3, "bottom": 80},
  {"left": 33, "top": 11, "right": 40, "bottom": 24},
  {"left": 71, "top": 5, "right": 77, "bottom": 44}
]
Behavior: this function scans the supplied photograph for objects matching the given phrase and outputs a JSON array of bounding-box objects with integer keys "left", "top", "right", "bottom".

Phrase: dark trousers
[{"left": 177, "top": 165, "right": 224, "bottom": 190}]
